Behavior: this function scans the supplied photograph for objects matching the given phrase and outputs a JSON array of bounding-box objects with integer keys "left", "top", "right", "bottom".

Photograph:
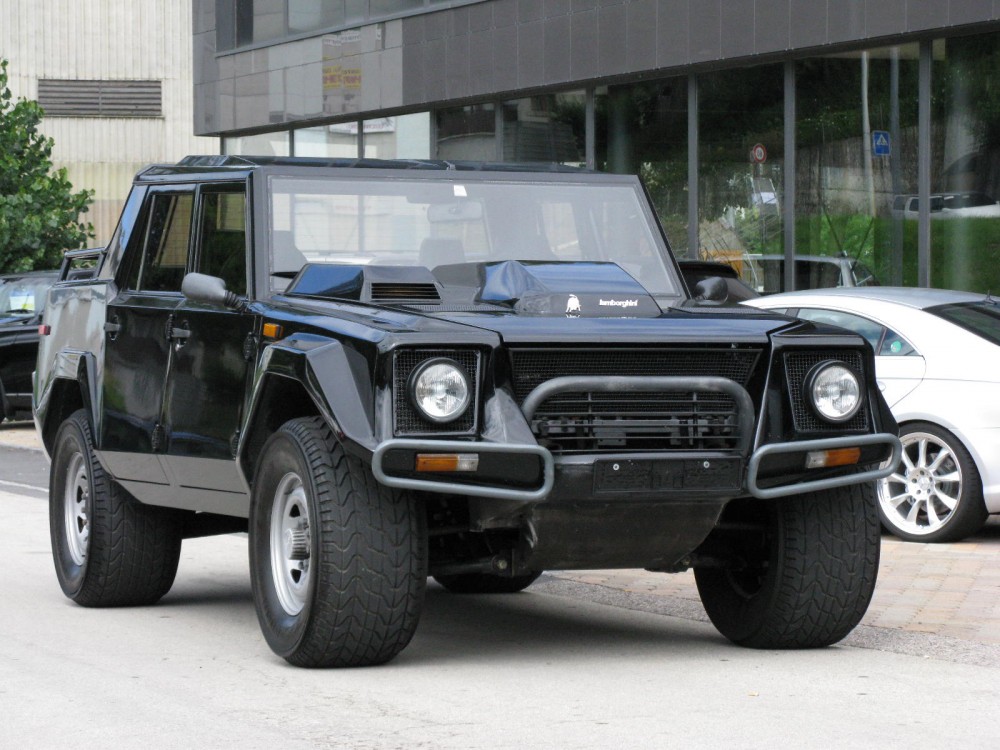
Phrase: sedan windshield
[
  {"left": 267, "top": 176, "right": 681, "bottom": 297},
  {"left": 0, "top": 276, "right": 52, "bottom": 317},
  {"left": 928, "top": 300, "right": 1000, "bottom": 346}
]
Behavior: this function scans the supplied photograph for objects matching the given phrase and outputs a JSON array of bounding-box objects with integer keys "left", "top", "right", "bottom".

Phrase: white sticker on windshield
[{"left": 454, "top": 185, "right": 467, "bottom": 197}]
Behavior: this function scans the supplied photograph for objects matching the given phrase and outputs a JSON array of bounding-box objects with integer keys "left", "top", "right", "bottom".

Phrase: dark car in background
[
  {"left": 1, "top": 270, "right": 58, "bottom": 421},
  {"left": 746, "top": 254, "right": 881, "bottom": 295}
]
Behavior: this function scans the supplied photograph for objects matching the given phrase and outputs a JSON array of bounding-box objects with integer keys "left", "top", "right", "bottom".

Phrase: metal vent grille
[
  {"left": 393, "top": 349, "right": 479, "bottom": 435},
  {"left": 530, "top": 390, "right": 742, "bottom": 453},
  {"left": 37, "top": 79, "right": 162, "bottom": 117},
  {"left": 784, "top": 350, "right": 868, "bottom": 433},
  {"left": 509, "top": 348, "right": 761, "bottom": 403},
  {"left": 510, "top": 347, "right": 760, "bottom": 454},
  {"left": 371, "top": 283, "right": 440, "bottom": 301}
]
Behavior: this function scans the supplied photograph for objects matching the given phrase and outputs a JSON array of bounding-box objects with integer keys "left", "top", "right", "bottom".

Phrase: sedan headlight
[
  {"left": 408, "top": 358, "right": 471, "bottom": 423},
  {"left": 806, "top": 361, "right": 862, "bottom": 423}
]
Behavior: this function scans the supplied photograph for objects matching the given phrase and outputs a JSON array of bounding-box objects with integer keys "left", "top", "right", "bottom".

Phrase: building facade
[
  {"left": 2, "top": 0, "right": 216, "bottom": 245},
  {"left": 195, "top": 0, "right": 1000, "bottom": 293}
]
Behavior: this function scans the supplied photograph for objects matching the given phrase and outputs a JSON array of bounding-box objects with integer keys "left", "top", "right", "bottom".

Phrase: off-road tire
[
  {"left": 877, "top": 421, "right": 988, "bottom": 543},
  {"left": 249, "top": 417, "right": 427, "bottom": 668},
  {"left": 434, "top": 572, "right": 541, "bottom": 594},
  {"left": 694, "top": 481, "right": 880, "bottom": 649},
  {"left": 49, "top": 409, "right": 183, "bottom": 606}
]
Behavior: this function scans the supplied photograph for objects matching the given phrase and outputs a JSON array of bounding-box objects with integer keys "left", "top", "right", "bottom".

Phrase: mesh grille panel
[
  {"left": 783, "top": 350, "right": 868, "bottom": 432},
  {"left": 511, "top": 347, "right": 761, "bottom": 454},
  {"left": 393, "top": 349, "right": 479, "bottom": 434},
  {"left": 510, "top": 348, "right": 761, "bottom": 403}
]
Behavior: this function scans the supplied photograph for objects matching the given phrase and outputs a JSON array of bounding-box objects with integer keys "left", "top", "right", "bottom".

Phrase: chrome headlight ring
[
  {"left": 805, "top": 360, "right": 863, "bottom": 424},
  {"left": 407, "top": 357, "right": 472, "bottom": 424}
]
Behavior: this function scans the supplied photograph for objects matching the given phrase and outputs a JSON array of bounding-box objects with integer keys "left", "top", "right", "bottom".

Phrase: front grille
[
  {"left": 393, "top": 349, "right": 479, "bottom": 435},
  {"left": 509, "top": 348, "right": 761, "bottom": 402},
  {"left": 511, "top": 348, "right": 760, "bottom": 454},
  {"left": 784, "top": 350, "right": 869, "bottom": 433}
]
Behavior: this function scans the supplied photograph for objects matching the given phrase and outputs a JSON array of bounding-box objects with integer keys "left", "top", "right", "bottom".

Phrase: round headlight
[
  {"left": 807, "top": 361, "right": 862, "bottom": 423},
  {"left": 409, "top": 358, "right": 471, "bottom": 423}
]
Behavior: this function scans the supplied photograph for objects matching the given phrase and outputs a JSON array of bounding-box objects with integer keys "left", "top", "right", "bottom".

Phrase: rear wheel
[
  {"left": 434, "top": 572, "right": 540, "bottom": 594},
  {"left": 249, "top": 417, "right": 427, "bottom": 667},
  {"left": 49, "top": 409, "right": 183, "bottom": 606},
  {"left": 694, "top": 481, "right": 879, "bottom": 649},
  {"left": 876, "top": 422, "right": 987, "bottom": 543}
]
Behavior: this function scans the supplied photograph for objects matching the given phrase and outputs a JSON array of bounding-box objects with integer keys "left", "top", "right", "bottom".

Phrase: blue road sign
[{"left": 873, "top": 130, "right": 891, "bottom": 156}]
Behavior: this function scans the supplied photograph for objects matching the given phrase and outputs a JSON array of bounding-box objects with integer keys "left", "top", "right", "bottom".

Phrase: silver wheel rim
[
  {"left": 64, "top": 452, "right": 90, "bottom": 566},
  {"left": 269, "top": 472, "right": 312, "bottom": 616},
  {"left": 878, "top": 431, "right": 963, "bottom": 536}
]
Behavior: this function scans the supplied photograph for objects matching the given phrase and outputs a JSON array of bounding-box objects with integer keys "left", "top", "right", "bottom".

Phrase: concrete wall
[{"left": 2, "top": 0, "right": 217, "bottom": 246}]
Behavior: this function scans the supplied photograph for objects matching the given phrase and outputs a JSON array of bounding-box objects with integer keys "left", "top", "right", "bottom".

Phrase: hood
[
  {"left": 279, "top": 261, "right": 798, "bottom": 345},
  {"left": 285, "top": 260, "right": 661, "bottom": 318}
]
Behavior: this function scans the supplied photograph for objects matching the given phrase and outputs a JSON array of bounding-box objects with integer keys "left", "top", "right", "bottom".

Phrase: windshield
[
  {"left": 928, "top": 300, "right": 1000, "bottom": 346},
  {"left": 0, "top": 275, "right": 53, "bottom": 318},
  {"left": 267, "top": 176, "right": 681, "bottom": 296}
]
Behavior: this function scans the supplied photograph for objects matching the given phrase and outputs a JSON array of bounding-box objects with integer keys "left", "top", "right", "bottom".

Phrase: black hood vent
[
  {"left": 370, "top": 282, "right": 440, "bottom": 301},
  {"left": 285, "top": 264, "right": 443, "bottom": 305}
]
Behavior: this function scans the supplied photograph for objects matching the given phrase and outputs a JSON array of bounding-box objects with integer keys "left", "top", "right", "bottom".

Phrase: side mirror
[
  {"left": 181, "top": 273, "right": 249, "bottom": 311},
  {"left": 692, "top": 276, "right": 729, "bottom": 304}
]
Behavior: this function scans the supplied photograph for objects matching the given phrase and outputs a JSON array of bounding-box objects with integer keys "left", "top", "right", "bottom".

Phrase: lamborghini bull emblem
[{"left": 565, "top": 294, "right": 582, "bottom": 317}]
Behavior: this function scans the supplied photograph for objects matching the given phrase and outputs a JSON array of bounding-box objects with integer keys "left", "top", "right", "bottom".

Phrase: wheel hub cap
[
  {"left": 64, "top": 452, "right": 90, "bottom": 566},
  {"left": 269, "top": 473, "right": 312, "bottom": 616}
]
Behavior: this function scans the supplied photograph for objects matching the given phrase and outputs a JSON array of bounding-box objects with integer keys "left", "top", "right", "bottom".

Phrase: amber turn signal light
[
  {"left": 415, "top": 453, "right": 479, "bottom": 472},
  {"left": 262, "top": 322, "right": 283, "bottom": 339},
  {"left": 804, "top": 447, "right": 862, "bottom": 469}
]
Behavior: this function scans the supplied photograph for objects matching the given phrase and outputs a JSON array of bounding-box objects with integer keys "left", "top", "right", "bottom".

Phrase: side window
[
  {"left": 796, "top": 308, "right": 885, "bottom": 351},
  {"left": 879, "top": 328, "right": 918, "bottom": 357},
  {"left": 198, "top": 189, "right": 247, "bottom": 296},
  {"left": 134, "top": 193, "right": 194, "bottom": 293}
]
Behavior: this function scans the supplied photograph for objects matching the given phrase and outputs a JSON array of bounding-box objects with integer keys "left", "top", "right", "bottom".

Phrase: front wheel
[
  {"left": 694, "top": 481, "right": 880, "bottom": 649},
  {"left": 876, "top": 422, "right": 987, "bottom": 543},
  {"left": 249, "top": 417, "right": 427, "bottom": 667},
  {"left": 49, "top": 409, "right": 183, "bottom": 606}
]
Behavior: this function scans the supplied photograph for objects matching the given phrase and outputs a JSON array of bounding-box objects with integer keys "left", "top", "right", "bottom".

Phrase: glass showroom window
[
  {"left": 796, "top": 45, "right": 920, "bottom": 289},
  {"left": 501, "top": 92, "right": 586, "bottom": 167},
  {"left": 930, "top": 32, "right": 1000, "bottom": 293},
  {"left": 596, "top": 81, "right": 688, "bottom": 255},
  {"left": 362, "top": 113, "right": 432, "bottom": 159},
  {"left": 294, "top": 124, "right": 359, "bottom": 157},
  {"left": 697, "top": 65, "right": 784, "bottom": 282},
  {"left": 435, "top": 104, "right": 496, "bottom": 161},
  {"left": 224, "top": 131, "right": 290, "bottom": 156}
]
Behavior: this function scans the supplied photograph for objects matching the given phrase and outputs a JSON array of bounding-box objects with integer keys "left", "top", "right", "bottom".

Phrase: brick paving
[
  {"left": 552, "top": 521, "right": 1000, "bottom": 646},
  {"left": 3, "top": 422, "right": 998, "bottom": 645}
]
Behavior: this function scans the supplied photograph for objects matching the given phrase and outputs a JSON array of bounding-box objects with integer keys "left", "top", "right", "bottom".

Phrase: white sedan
[{"left": 744, "top": 287, "right": 1000, "bottom": 542}]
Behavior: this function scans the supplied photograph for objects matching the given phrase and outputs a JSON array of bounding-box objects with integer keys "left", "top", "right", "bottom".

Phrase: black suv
[{"left": 35, "top": 156, "right": 900, "bottom": 667}]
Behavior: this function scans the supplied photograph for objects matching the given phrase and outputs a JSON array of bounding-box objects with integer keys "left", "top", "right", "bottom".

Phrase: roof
[
  {"left": 138, "top": 155, "right": 593, "bottom": 179},
  {"left": 748, "top": 286, "right": 991, "bottom": 310}
]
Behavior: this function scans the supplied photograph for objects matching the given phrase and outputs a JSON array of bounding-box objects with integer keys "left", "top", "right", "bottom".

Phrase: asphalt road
[{"left": 2, "top": 436, "right": 1000, "bottom": 748}]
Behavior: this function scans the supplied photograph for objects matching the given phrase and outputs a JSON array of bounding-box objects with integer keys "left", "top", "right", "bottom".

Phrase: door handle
[
  {"left": 104, "top": 317, "right": 121, "bottom": 340},
  {"left": 171, "top": 325, "right": 191, "bottom": 346}
]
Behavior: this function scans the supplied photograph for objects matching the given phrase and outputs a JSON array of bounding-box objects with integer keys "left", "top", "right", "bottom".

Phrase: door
[
  {"left": 100, "top": 187, "right": 195, "bottom": 492},
  {"left": 160, "top": 184, "right": 256, "bottom": 516}
]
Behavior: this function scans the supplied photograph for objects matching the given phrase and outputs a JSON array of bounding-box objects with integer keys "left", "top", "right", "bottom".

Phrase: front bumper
[{"left": 371, "top": 432, "right": 902, "bottom": 502}]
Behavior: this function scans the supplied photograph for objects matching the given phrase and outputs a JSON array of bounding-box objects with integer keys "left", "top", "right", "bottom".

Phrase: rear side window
[{"left": 929, "top": 301, "right": 1000, "bottom": 346}]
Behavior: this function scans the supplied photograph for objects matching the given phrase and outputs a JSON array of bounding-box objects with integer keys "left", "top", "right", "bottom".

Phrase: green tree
[{"left": 0, "top": 58, "right": 93, "bottom": 272}]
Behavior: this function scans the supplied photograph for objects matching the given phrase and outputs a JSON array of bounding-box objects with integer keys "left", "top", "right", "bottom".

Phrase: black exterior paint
[{"left": 35, "top": 156, "right": 899, "bottom": 571}]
